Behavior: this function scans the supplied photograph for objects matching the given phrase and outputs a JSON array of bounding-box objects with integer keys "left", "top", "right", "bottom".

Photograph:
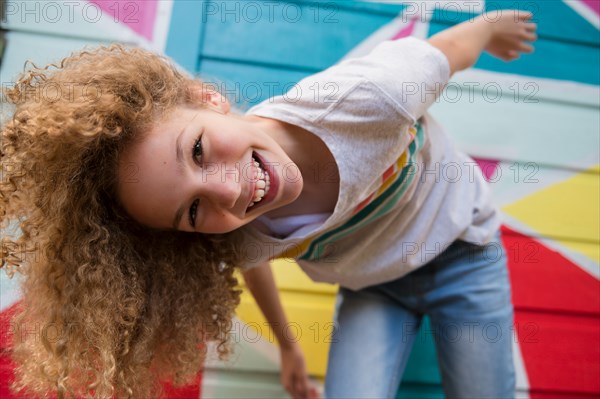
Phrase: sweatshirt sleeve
[{"left": 330, "top": 37, "right": 451, "bottom": 123}]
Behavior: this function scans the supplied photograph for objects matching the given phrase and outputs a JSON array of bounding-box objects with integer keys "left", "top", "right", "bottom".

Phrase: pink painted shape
[
  {"left": 580, "top": 0, "right": 600, "bottom": 16},
  {"left": 90, "top": 0, "right": 158, "bottom": 41},
  {"left": 391, "top": 17, "right": 418, "bottom": 40},
  {"left": 473, "top": 157, "right": 500, "bottom": 182}
]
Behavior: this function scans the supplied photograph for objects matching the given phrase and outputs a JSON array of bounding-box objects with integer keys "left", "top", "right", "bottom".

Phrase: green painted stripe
[{"left": 300, "top": 123, "right": 425, "bottom": 260}]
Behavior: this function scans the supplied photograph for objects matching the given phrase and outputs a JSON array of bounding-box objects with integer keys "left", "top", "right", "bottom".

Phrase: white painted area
[
  {"left": 429, "top": 74, "right": 600, "bottom": 170},
  {"left": 152, "top": 0, "right": 173, "bottom": 53},
  {"left": 490, "top": 162, "right": 584, "bottom": 208},
  {"left": 0, "top": 272, "right": 22, "bottom": 312},
  {"left": 450, "top": 67, "right": 600, "bottom": 108},
  {"left": 513, "top": 332, "right": 531, "bottom": 397},
  {"left": 204, "top": 317, "right": 280, "bottom": 372}
]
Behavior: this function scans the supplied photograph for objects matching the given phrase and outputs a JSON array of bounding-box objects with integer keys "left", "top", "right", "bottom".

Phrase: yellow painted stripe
[{"left": 503, "top": 164, "right": 599, "bottom": 262}]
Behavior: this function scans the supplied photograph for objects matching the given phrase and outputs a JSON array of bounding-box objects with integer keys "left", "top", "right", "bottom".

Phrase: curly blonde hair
[{"left": 0, "top": 43, "right": 247, "bottom": 398}]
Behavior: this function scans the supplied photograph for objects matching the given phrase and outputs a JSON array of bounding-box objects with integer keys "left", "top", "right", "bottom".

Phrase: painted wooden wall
[
  {"left": 166, "top": 1, "right": 599, "bottom": 398},
  {"left": 1, "top": 1, "right": 599, "bottom": 399}
]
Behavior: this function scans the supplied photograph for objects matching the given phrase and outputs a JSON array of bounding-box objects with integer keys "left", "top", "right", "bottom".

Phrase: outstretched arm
[
  {"left": 428, "top": 9, "right": 538, "bottom": 77},
  {"left": 242, "top": 262, "right": 319, "bottom": 399}
]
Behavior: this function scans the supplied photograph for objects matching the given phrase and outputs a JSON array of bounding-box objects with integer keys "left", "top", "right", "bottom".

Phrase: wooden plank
[
  {"left": 429, "top": 21, "right": 600, "bottom": 85},
  {"left": 401, "top": 316, "right": 443, "bottom": 386},
  {"left": 236, "top": 287, "right": 335, "bottom": 377},
  {"left": 1, "top": 0, "right": 141, "bottom": 43},
  {"left": 504, "top": 228, "right": 600, "bottom": 315},
  {"left": 199, "top": 59, "right": 312, "bottom": 111},
  {"left": 429, "top": 87, "right": 600, "bottom": 171},
  {"left": 200, "top": 59, "right": 599, "bottom": 171},
  {"left": 270, "top": 258, "right": 337, "bottom": 295},
  {"left": 0, "top": 31, "right": 107, "bottom": 82},
  {"left": 483, "top": 0, "right": 600, "bottom": 47},
  {"left": 431, "top": 1, "right": 600, "bottom": 47},
  {"left": 200, "top": 1, "right": 397, "bottom": 71},
  {"left": 499, "top": 167, "right": 599, "bottom": 245},
  {"left": 295, "top": 0, "right": 406, "bottom": 16},
  {"left": 165, "top": 0, "right": 205, "bottom": 73},
  {"left": 202, "top": 369, "right": 289, "bottom": 399},
  {"left": 514, "top": 310, "right": 600, "bottom": 395},
  {"left": 396, "top": 383, "right": 445, "bottom": 399}
]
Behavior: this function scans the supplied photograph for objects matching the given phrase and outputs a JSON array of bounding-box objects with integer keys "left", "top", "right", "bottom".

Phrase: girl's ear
[{"left": 190, "top": 86, "right": 231, "bottom": 114}]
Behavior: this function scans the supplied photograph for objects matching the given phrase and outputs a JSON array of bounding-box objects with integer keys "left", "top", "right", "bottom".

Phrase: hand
[
  {"left": 482, "top": 9, "right": 538, "bottom": 61},
  {"left": 280, "top": 343, "right": 320, "bottom": 399}
]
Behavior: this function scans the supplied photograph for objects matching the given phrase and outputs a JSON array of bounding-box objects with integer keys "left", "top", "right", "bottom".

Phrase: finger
[
  {"left": 518, "top": 42, "right": 534, "bottom": 53},
  {"left": 521, "top": 31, "right": 538, "bottom": 41},
  {"left": 507, "top": 50, "right": 520, "bottom": 60},
  {"left": 524, "top": 22, "right": 538, "bottom": 32},
  {"left": 515, "top": 10, "right": 534, "bottom": 21}
]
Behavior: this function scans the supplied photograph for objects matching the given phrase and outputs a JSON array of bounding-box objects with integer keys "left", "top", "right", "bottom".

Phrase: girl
[{"left": 0, "top": 9, "right": 537, "bottom": 399}]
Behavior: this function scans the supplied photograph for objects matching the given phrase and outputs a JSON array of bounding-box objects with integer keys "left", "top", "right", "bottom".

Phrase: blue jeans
[{"left": 324, "top": 230, "right": 515, "bottom": 399}]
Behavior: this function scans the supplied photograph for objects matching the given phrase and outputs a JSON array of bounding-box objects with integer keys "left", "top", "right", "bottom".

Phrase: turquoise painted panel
[
  {"left": 428, "top": 22, "right": 600, "bottom": 85},
  {"left": 396, "top": 384, "right": 445, "bottom": 399},
  {"left": 199, "top": 59, "right": 312, "bottom": 111},
  {"left": 296, "top": 0, "right": 406, "bottom": 16},
  {"left": 401, "top": 316, "right": 443, "bottom": 385},
  {"left": 165, "top": 0, "right": 206, "bottom": 73},
  {"left": 200, "top": 0, "right": 401, "bottom": 71}
]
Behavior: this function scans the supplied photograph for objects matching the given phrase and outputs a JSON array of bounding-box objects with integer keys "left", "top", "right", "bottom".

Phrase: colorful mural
[{"left": 1, "top": 1, "right": 598, "bottom": 398}]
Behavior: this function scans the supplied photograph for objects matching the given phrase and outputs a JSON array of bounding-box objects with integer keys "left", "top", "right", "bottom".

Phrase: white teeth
[{"left": 249, "top": 156, "right": 271, "bottom": 208}]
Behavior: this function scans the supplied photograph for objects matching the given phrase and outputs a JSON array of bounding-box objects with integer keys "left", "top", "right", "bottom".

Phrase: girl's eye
[
  {"left": 189, "top": 199, "right": 199, "bottom": 228},
  {"left": 189, "top": 134, "right": 203, "bottom": 228},
  {"left": 192, "top": 134, "right": 203, "bottom": 164}
]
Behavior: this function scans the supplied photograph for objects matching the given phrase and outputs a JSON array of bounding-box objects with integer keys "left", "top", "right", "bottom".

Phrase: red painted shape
[
  {"left": 0, "top": 302, "right": 24, "bottom": 399},
  {"left": 501, "top": 226, "right": 600, "bottom": 395},
  {"left": 500, "top": 225, "right": 600, "bottom": 315},
  {"left": 90, "top": 0, "right": 158, "bottom": 41},
  {"left": 391, "top": 17, "right": 418, "bottom": 40},
  {"left": 162, "top": 373, "right": 202, "bottom": 399},
  {"left": 473, "top": 157, "right": 500, "bottom": 182},
  {"left": 0, "top": 301, "right": 202, "bottom": 399}
]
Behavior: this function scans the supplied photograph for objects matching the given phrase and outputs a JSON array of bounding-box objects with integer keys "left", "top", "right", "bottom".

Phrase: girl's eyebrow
[
  {"left": 172, "top": 126, "right": 187, "bottom": 230},
  {"left": 175, "top": 126, "right": 186, "bottom": 176}
]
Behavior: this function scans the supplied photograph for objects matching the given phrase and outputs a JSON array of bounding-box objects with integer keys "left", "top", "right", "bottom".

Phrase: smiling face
[{"left": 116, "top": 101, "right": 304, "bottom": 234}]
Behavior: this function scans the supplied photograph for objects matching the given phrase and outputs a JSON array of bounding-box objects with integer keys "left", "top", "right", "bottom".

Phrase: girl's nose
[{"left": 202, "top": 166, "right": 242, "bottom": 209}]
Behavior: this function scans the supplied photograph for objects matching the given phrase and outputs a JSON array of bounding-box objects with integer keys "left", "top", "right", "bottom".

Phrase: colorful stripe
[{"left": 275, "top": 122, "right": 425, "bottom": 261}]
